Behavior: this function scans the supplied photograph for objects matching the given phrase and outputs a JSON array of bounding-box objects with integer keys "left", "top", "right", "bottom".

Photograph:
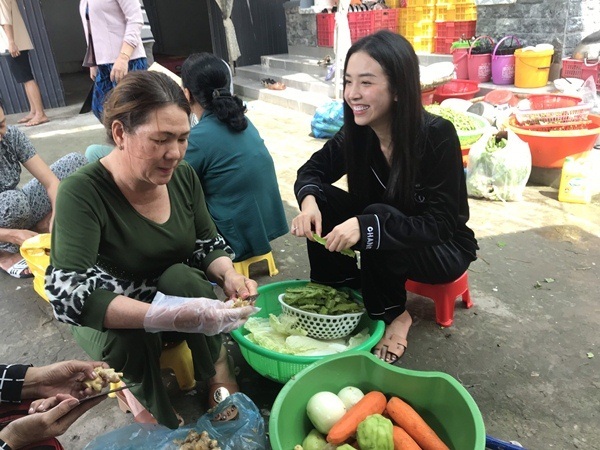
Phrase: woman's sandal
[
  {"left": 207, "top": 353, "right": 240, "bottom": 408},
  {"left": 208, "top": 381, "right": 240, "bottom": 408},
  {"left": 5, "top": 259, "right": 33, "bottom": 279},
  {"left": 373, "top": 333, "right": 408, "bottom": 365}
]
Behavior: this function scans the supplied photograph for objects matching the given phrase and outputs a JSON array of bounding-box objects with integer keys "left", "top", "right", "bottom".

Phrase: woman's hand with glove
[{"left": 143, "top": 292, "right": 259, "bottom": 336}]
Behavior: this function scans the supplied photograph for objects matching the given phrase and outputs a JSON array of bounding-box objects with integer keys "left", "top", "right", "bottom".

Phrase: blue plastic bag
[
  {"left": 83, "top": 393, "right": 266, "bottom": 450},
  {"left": 311, "top": 100, "right": 344, "bottom": 139}
]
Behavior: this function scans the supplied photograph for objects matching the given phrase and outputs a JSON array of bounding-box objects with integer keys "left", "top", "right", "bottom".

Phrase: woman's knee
[
  {"left": 157, "top": 263, "right": 216, "bottom": 298},
  {"left": 0, "top": 190, "right": 31, "bottom": 229},
  {"left": 51, "top": 153, "right": 87, "bottom": 179}
]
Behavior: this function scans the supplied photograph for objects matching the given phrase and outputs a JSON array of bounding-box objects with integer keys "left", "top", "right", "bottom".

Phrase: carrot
[
  {"left": 393, "top": 425, "right": 422, "bottom": 450},
  {"left": 326, "top": 390, "right": 387, "bottom": 445},
  {"left": 386, "top": 397, "right": 449, "bottom": 450}
]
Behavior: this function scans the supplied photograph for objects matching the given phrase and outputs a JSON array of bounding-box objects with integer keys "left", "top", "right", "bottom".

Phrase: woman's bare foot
[
  {"left": 18, "top": 113, "right": 35, "bottom": 124},
  {"left": 25, "top": 114, "right": 50, "bottom": 127},
  {"left": 372, "top": 310, "right": 412, "bottom": 364}
]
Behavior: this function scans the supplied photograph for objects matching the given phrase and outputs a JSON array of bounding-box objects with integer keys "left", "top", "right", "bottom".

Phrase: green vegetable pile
[
  {"left": 313, "top": 233, "right": 356, "bottom": 258},
  {"left": 425, "top": 104, "right": 479, "bottom": 131},
  {"left": 284, "top": 283, "right": 364, "bottom": 315}
]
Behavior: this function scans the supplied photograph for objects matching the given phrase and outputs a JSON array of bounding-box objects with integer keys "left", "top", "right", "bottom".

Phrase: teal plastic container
[
  {"left": 230, "top": 280, "right": 385, "bottom": 384},
  {"left": 269, "top": 351, "right": 486, "bottom": 450}
]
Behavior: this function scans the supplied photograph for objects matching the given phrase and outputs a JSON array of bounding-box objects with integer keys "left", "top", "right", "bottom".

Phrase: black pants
[{"left": 307, "top": 185, "right": 474, "bottom": 324}]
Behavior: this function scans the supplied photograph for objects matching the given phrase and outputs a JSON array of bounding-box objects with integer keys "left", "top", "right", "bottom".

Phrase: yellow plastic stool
[
  {"left": 20, "top": 233, "right": 51, "bottom": 302},
  {"left": 159, "top": 340, "right": 196, "bottom": 391},
  {"left": 233, "top": 251, "right": 279, "bottom": 278}
]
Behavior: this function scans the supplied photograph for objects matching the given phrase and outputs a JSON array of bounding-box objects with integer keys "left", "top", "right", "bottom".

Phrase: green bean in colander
[{"left": 425, "top": 105, "right": 479, "bottom": 131}]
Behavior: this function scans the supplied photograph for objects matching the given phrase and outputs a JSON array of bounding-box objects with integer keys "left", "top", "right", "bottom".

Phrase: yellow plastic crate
[
  {"left": 436, "top": 3, "right": 477, "bottom": 21},
  {"left": 411, "top": 36, "right": 433, "bottom": 52},
  {"left": 410, "top": 0, "right": 436, "bottom": 6},
  {"left": 405, "top": 5, "right": 436, "bottom": 23},
  {"left": 413, "top": 21, "right": 435, "bottom": 38},
  {"left": 385, "top": 0, "right": 403, "bottom": 7}
]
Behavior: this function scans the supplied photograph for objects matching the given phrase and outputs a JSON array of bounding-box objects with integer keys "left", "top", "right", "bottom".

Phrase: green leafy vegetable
[{"left": 312, "top": 233, "right": 356, "bottom": 258}]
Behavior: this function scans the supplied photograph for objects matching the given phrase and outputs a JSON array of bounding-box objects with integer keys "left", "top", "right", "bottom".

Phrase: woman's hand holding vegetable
[
  {"left": 292, "top": 195, "right": 322, "bottom": 240},
  {"left": 143, "top": 292, "right": 257, "bottom": 336},
  {"left": 323, "top": 218, "right": 360, "bottom": 254}
]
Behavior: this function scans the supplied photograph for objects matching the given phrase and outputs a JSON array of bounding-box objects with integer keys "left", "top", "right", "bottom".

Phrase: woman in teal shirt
[{"left": 181, "top": 53, "right": 288, "bottom": 262}]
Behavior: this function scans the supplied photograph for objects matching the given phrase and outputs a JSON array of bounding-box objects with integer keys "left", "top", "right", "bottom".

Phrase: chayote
[
  {"left": 356, "top": 413, "right": 394, "bottom": 450},
  {"left": 301, "top": 428, "right": 328, "bottom": 450}
]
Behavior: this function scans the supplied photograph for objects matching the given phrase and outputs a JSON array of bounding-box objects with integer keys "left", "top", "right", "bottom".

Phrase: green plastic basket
[
  {"left": 269, "top": 351, "right": 486, "bottom": 450},
  {"left": 230, "top": 280, "right": 385, "bottom": 384}
]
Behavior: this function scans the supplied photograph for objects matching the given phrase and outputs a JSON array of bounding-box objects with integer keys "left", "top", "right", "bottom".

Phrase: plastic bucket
[
  {"left": 452, "top": 47, "right": 469, "bottom": 79},
  {"left": 492, "top": 36, "right": 521, "bottom": 85},
  {"left": 468, "top": 36, "right": 494, "bottom": 83},
  {"left": 514, "top": 48, "right": 554, "bottom": 88}
]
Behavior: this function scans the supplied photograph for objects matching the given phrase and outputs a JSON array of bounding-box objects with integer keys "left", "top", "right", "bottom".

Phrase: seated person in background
[
  {"left": 0, "top": 360, "right": 109, "bottom": 450},
  {"left": 0, "top": 97, "right": 86, "bottom": 278},
  {"left": 46, "top": 71, "right": 258, "bottom": 429},
  {"left": 291, "top": 31, "right": 478, "bottom": 365},
  {"left": 181, "top": 53, "right": 288, "bottom": 263}
]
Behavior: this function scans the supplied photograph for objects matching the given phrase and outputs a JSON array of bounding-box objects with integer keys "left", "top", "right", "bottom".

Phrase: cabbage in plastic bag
[{"left": 466, "top": 129, "right": 532, "bottom": 201}]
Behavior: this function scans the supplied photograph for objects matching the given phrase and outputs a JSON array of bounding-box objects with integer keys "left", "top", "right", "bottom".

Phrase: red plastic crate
[
  {"left": 561, "top": 58, "right": 600, "bottom": 91},
  {"left": 435, "top": 20, "right": 476, "bottom": 39},
  {"left": 581, "top": 62, "right": 600, "bottom": 91},
  {"left": 348, "top": 10, "right": 375, "bottom": 43},
  {"left": 433, "top": 37, "right": 456, "bottom": 54},
  {"left": 373, "top": 8, "right": 399, "bottom": 33},
  {"left": 317, "top": 13, "right": 335, "bottom": 48},
  {"left": 561, "top": 58, "right": 583, "bottom": 78}
]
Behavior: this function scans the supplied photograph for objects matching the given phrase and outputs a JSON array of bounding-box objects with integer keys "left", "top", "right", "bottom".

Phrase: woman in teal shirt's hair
[{"left": 181, "top": 53, "right": 289, "bottom": 262}]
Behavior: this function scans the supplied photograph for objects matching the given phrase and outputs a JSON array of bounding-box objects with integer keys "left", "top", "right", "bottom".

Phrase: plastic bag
[
  {"left": 466, "top": 128, "right": 531, "bottom": 201},
  {"left": 83, "top": 393, "right": 266, "bottom": 450},
  {"left": 311, "top": 100, "right": 344, "bottom": 139}
]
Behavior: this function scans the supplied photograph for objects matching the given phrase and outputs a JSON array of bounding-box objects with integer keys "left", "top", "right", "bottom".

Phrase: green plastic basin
[
  {"left": 230, "top": 280, "right": 385, "bottom": 384},
  {"left": 269, "top": 351, "right": 486, "bottom": 450}
]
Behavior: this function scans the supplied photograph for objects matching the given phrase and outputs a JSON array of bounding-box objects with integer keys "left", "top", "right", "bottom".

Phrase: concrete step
[
  {"left": 236, "top": 64, "right": 339, "bottom": 97},
  {"left": 261, "top": 53, "right": 335, "bottom": 76},
  {"left": 233, "top": 75, "right": 333, "bottom": 116}
]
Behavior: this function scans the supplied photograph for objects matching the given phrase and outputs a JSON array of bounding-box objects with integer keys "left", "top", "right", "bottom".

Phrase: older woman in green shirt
[{"left": 46, "top": 71, "right": 258, "bottom": 429}]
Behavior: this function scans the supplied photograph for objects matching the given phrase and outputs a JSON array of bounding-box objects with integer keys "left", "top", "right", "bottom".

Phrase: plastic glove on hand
[{"left": 144, "top": 292, "right": 259, "bottom": 335}]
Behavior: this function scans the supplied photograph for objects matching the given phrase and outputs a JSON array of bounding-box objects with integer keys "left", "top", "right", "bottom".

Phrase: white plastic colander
[{"left": 278, "top": 294, "right": 365, "bottom": 340}]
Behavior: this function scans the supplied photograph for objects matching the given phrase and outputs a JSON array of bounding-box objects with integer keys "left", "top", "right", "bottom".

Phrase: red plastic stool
[{"left": 405, "top": 271, "right": 473, "bottom": 327}]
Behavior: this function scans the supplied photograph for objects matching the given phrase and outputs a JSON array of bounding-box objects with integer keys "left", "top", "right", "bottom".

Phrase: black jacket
[{"left": 294, "top": 114, "right": 478, "bottom": 258}]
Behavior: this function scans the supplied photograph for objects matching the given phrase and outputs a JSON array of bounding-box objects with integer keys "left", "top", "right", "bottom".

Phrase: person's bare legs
[
  {"left": 209, "top": 345, "right": 237, "bottom": 386},
  {"left": 32, "top": 212, "right": 51, "bottom": 234},
  {"left": 23, "top": 80, "right": 49, "bottom": 127}
]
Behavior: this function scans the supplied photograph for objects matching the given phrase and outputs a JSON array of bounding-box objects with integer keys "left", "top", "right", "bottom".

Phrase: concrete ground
[{"left": 2, "top": 95, "right": 599, "bottom": 450}]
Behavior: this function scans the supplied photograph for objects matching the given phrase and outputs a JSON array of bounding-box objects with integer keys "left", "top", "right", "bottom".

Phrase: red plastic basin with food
[
  {"left": 433, "top": 79, "right": 480, "bottom": 103},
  {"left": 508, "top": 113, "right": 600, "bottom": 168},
  {"left": 527, "top": 94, "right": 581, "bottom": 110}
]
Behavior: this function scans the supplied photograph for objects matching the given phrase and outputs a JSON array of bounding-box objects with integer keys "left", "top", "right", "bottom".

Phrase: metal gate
[{"left": 0, "top": 0, "right": 65, "bottom": 115}]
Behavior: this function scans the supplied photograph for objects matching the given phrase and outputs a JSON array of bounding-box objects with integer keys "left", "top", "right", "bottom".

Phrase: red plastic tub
[
  {"left": 433, "top": 79, "right": 480, "bottom": 103},
  {"left": 509, "top": 113, "right": 600, "bottom": 168},
  {"left": 527, "top": 94, "right": 582, "bottom": 110}
]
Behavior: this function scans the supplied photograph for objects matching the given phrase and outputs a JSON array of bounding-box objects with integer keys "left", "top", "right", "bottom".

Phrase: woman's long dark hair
[
  {"left": 181, "top": 53, "right": 247, "bottom": 132},
  {"left": 343, "top": 30, "right": 424, "bottom": 212}
]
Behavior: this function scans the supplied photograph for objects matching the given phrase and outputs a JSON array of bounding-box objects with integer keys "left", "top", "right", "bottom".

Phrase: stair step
[
  {"left": 261, "top": 53, "right": 334, "bottom": 76},
  {"left": 233, "top": 75, "right": 333, "bottom": 116},
  {"left": 236, "top": 64, "right": 338, "bottom": 97}
]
